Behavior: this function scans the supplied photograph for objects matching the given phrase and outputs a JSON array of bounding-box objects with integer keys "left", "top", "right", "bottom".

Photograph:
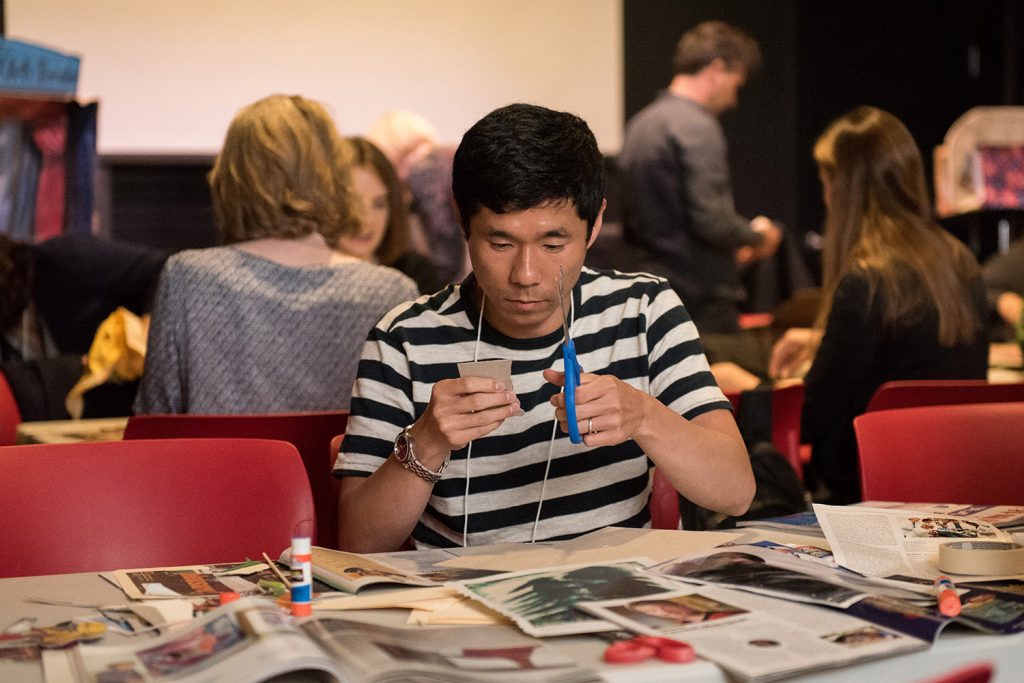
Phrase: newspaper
[
  {"left": 43, "top": 597, "right": 599, "bottom": 683},
  {"left": 813, "top": 503, "right": 1017, "bottom": 580},
  {"left": 578, "top": 584, "right": 927, "bottom": 681}
]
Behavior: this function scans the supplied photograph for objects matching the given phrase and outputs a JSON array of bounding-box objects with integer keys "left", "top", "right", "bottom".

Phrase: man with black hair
[
  {"left": 620, "top": 20, "right": 781, "bottom": 334},
  {"left": 335, "top": 103, "right": 753, "bottom": 551}
]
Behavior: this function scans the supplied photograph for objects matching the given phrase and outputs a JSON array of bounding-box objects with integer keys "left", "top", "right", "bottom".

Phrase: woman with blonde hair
[
  {"left": 338, "top": 137, "right": 441, "bottom": 294},
  {"left": 769, "top": 106, "right": 987, "bottom": 503},
  {"left": 136, "top": 95, "right": 418, "bottom": 414}
]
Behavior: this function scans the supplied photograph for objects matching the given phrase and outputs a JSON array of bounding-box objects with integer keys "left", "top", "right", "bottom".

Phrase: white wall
[{"left": 8, "top": 0, "right": 623, "bottom": 155}]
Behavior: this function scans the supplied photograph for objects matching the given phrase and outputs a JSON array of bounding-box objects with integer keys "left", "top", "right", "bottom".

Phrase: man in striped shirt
[{"left": 335, "top": 104, "right": 754, "bottom": 551}]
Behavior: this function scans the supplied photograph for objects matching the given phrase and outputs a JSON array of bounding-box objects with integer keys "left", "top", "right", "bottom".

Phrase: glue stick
[{"left": 290, "top": 536, "right": 313, "bottom": 617}]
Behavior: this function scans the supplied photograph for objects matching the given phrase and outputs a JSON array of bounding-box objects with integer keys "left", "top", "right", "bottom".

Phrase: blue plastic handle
[{"left": 563, "top": 339, "right": 583, "bottom": 443}]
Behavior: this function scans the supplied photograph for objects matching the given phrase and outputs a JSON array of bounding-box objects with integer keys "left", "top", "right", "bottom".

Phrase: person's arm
[
  {"left": 996, "top": 291, "right": 1023, "bottom": 328},
  {"left": 768, "top": 327, "right": 822, "bottom": 379},
  {"left": 337, "top": 335, "right": 519, "bottom": 552},
  {"left": 675, "top": 121, "right": 764, "bottom": 251},
  {"left": 133, "top": 263, "right": 184, "bottom": 414},
  {"left": 545, "top": 370, "right": 753, "bottom": 516}
]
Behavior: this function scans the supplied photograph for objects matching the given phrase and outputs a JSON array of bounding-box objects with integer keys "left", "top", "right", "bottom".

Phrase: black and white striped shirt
[{"left": 334, "top": 267, "right": 729, "bottom": 547}]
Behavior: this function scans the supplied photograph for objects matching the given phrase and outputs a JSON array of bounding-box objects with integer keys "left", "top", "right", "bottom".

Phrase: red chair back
[
  {"left": 0, "top": 438, "right": 313, "bottom": 577},
  {"left": 854, "top": 402, "right": 1024, "bottom": 505},
  {"left": 649, "top": 468, "right": 679, "bottom": 530},
  {"left": 0, "top": 370, "right": 21, "bottom": 446},
  {"left": 726, "top": 384, "right": 805, "bottom": 480},
  {"left": 865, "top": 380, "right": 1024, "bottom": 413},
  {"left": 123, "top": 411, "right": 348, "bottom": 549}
]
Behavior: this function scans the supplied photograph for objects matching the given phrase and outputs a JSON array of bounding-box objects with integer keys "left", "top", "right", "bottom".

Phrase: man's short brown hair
[
  {"left": 673, "top": 20, "right": 762, "bottom": 76},
  {"left": 209, "top": 94, "right": 360, "bottom": 246}
]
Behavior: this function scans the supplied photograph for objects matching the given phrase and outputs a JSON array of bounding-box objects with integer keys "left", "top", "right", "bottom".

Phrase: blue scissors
[{"left": 558, "top": 266, "right": 583, "bottom": 444}]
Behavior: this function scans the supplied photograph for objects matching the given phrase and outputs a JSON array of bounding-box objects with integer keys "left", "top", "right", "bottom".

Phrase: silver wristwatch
[{"left": 392, "top": 424, "right": 449, "bottom": 484}]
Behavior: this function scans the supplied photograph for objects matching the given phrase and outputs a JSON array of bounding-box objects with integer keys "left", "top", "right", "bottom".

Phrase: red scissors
[{"left": 603, "top": 635, "right": 695, "bottom": 664}]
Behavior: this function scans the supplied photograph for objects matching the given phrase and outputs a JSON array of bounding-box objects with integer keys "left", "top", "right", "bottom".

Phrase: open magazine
[
  {"left": 578, "top": 584, "right": 927, "bottom": 682},
  {"left": 275, "top": 547, "right": 500, "bottom": 593},
  {"left": 813, "top": 503, "right": 1018, "bottom": 580},
  {"left": 43, "top": 597, "right": 600, "bottom": 683}
]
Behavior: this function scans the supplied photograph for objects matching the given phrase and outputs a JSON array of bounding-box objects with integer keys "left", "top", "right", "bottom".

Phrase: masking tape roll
[{"left": 937, "top": 541, "right": 1024, "bottom": 576}]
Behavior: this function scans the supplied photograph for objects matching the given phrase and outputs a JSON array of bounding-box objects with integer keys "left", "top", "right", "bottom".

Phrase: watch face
[{"left": 394, "top": 432, "right": 410, "bottom": 462}]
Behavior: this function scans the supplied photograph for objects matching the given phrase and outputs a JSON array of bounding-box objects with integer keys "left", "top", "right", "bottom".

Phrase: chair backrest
[
  {"left": 854, "top": 402, "right": 1024, "bottom": 505},
  {"left": 768, "top": 383, "right": 805, "bottom": 480},
  {"left": 0, "top": 438, "right": 313, "bottom": 577},
  {"left": 649, "top": 468, "right": 679, "bottom": 530},
  {"left": 865, "top": 380, "right": 1024, "bottom": 413},
  {"left": 0, "top": 370, "right": 22, "bottom": 446},
  {"left": 123, "top": 411, "right": 348, "bottom": 549},
  {"left": 727, "top": 383, "right": 806, "bottom": 480}
]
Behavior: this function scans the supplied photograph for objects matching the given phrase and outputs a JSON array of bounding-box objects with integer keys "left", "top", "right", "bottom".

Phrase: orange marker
[{"left": 934, "top": 575, "right": 961, "bottom": 617}]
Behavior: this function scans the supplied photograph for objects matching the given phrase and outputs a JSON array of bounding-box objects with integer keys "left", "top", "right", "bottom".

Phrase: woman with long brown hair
[
  {"left": 769, "top": 106, "right": 988, "bottom": 503},
  {"left": 337, "top": 137, "right": 442, "bottom": 294}
]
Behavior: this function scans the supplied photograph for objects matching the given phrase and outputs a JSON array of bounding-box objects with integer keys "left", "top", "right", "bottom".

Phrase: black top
[
  {"left": 802, "top": 265, "right": 989, "bottom": 503},
  {"left": 390, "top": 249, "right": 443, "bottom": 295},
  {"left": 32, "top": 235, "right": 170, "bottom": 355}
]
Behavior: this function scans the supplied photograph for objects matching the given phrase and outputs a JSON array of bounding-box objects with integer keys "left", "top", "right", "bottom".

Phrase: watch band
[{"left": 393, "top": 424, "right": 449, "bottom": 484}]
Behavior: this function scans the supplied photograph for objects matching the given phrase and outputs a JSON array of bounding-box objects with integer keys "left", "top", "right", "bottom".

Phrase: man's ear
[
  {"left": 454, "top": 204, "right": 471, "bottom": 240},
  {"left": 586, "top": 199, "right": 607, "bottom": 250}
]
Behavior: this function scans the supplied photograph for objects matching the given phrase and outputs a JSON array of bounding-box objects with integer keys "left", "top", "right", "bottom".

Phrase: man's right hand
[
  {"left": 736, "top": 216, "right": 782, "bottom": 266},
  {"left": 410, "top": 377, "right": 521, "bottom": 467}
]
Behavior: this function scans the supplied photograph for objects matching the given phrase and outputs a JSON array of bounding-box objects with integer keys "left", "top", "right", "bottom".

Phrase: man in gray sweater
[{"left": 619, "top": 20, "right": 780, "bottom": 335}]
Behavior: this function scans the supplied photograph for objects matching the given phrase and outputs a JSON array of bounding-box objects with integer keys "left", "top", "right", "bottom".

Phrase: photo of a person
[
  {"left": 623, "top": 595, "right": 745, "bottom": 626},
  {"left": 903, "top": 516, "right": 994, "bottom": 538},
  {"left": 824, "top": 626, "right": 899, "bottom": 647},
  {"left": 136, "top": 615, "right": 243, "bottom": 676},
  {"left": 658, "top": 552, "right": 862, "bottom": 606}
]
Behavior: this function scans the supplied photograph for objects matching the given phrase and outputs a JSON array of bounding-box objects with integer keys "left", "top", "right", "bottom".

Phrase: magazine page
[
  {"left": 859, "top": 502, "right": 1024, "bottom": 529},
  {"left": 577, "top": 585, "right": 927, "bottom": 682},
  {"left": 736, "top": 511, "right": 824, "bottom": 537},
  {"left": 646, "top": 543, "right": 918, "bottom": 609},
  {"left": 814, "top": 504, "right": 1016, "bottom": 580},
  {"left": 303, "top": 617, "right": 600, "bottom": 683},
  {"left": 452, "top": 560, "right": 680, "bottom": 636},
  {"left": 113, "top": 562, "right": 335, "bottom": 600},
  {"left": 44, "top": 598, "right": 340, "bottom": 683}
]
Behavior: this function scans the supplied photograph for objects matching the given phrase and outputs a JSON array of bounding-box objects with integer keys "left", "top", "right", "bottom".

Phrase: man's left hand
[{"left": 543, "top": 368, "right": 649, "bottom": 447}]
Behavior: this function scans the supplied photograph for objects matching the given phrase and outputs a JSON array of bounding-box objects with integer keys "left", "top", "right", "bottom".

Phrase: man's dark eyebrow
[{"left": 481, "top": 227, "right": 572, "bottom": 239}]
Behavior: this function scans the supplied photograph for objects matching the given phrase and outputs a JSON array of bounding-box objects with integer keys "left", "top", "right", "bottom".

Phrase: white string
[
  {"left": 462, "top": 285, "right": 576, "bottom": 547},
  {"left": 462, "top": 297, "right": 485, "bottom": 547},
  {"left": 531, "top": 290, "right": 574, "bottom": 543}
]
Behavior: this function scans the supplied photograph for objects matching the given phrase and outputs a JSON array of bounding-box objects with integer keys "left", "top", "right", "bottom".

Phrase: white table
[
  {"left": 2, "top": 570, "right": 1022, "bottom": 682},
  {"left": 14, "top": 416, "right": 128, "bottom": 445}
]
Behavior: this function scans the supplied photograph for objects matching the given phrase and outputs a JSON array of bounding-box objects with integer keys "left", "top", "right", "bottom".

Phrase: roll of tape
[{"left": 937, "top": 541, "right": 1024, "bottom": 576}]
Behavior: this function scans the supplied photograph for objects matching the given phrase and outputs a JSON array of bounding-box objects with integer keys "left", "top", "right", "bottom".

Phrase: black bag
[{"left": 680, "top": 385, "right": 809, "bottom": 531}]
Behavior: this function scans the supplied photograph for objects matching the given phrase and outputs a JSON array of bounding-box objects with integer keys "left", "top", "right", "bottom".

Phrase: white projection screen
[{"left": 7, "top": 0, "right": 624, "bottom": 155}]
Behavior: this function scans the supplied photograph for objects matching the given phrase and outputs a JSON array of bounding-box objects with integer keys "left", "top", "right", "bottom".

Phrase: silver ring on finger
[{"left": 588, "top": 417, "right": 597, "bottom": 435}]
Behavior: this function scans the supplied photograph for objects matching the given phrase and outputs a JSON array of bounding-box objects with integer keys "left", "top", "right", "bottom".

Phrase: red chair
[
  {"left": 652, "top": 384, "right": 807, "bottom": 530},
  {"left": 123, "top": 411, "right": 348, "bottom": 549},
  {"left": 649, "top": 469, "right": 679, "bottom": 530},
  {"left": 854, "top": 402, "right": 1024, "bottom": 505},
  {"left": 0, "top": 370, "right": 22, "bottom": 446},
  {"left": 865, "top": 379, "right": 1024, "bottom": 413},
  {"left": 726, "top": 383, "right": 806, "bottom": 480},
  {"left": 0, "top": 438, "right": 313, "bottom": 577}
]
